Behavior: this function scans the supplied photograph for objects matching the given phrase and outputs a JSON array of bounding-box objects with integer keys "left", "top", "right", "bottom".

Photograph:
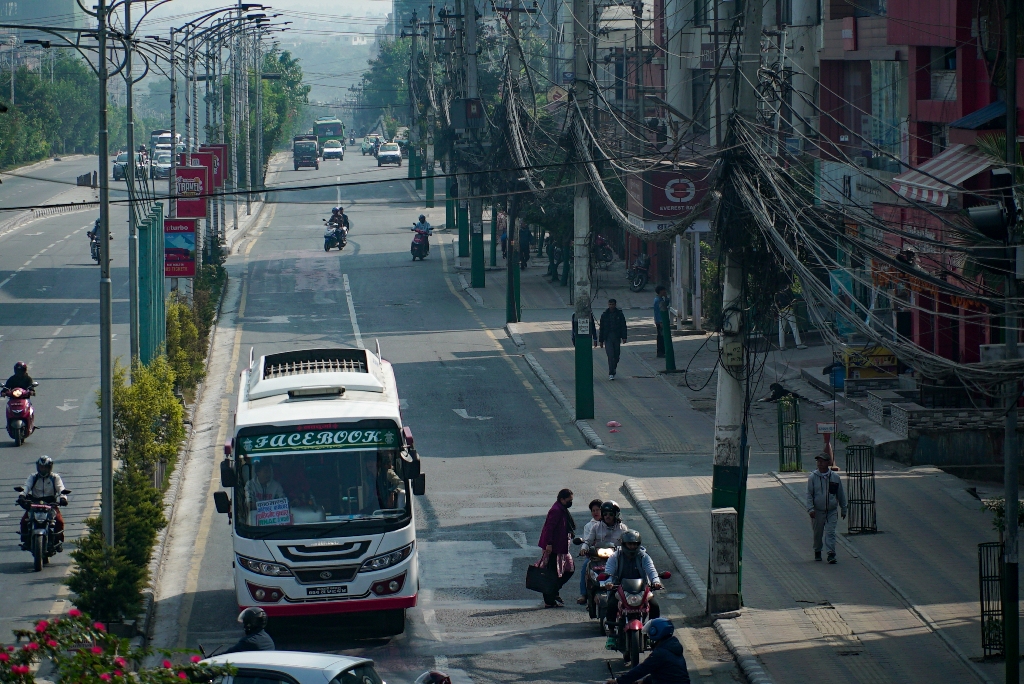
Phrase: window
[
  {"left": 233, "top": 672, "right": 296, "bottom": 684},
  {"left": 694, "top": 0, "right": 708, "bottom": 26},
  {"left": 332, "top": 665, "right": 384, "bottom": 684},
  {"left": 777, "top": 0, "right": 792, "bottom": 25},
  {"left": 691, "top": 69, "right": 711, "bottom": 134}
]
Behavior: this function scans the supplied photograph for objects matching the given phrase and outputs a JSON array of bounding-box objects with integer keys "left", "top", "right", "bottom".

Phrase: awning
[
  {"left": 889, "top": 144, "right": 994, "bottom": 208},
  {"left": 949, "top": 101, "right": 1006, "bottom": 130}
]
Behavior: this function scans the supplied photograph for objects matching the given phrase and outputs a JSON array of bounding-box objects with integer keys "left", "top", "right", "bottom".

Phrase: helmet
[
  {"left": 414, "top": 673, "right": 452, "bottom": 684},
  {"left": 237, "top": 607, "right": 268, "bottom": 634},
  {"left": 621, "top": 529, "right": 641, "bottom": 555},
  {"left": 419, "top": 214, "right": 426, "bottom": 222},
  {"left": 600, "top": 500, "right": 620, "bottom": 519},
  {"left": 36, "top": 456, "right": 53, "bottom": 477},
  {"left": 13, "top": 361, "right": 27, "bottom": 375},
  {"left": 332, "top": 206, "right": 342, "bottom": 214},
  {"left": 643, "top": 618, "right": 674, "bottom": 643}
]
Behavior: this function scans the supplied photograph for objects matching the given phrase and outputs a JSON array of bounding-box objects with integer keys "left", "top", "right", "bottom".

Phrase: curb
[
  {"left": 768, "top": 472, "right": 994, "bottom": 684},
  {"left": 623, "top": 477, "right": 775, "bottom": 684},
  {"left": 457, "top": 274, "right": 484, "bottom": 306}
]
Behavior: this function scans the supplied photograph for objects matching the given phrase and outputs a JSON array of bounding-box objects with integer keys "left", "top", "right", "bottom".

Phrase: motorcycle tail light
[
  {"left": 245, "top": 581, "right": 283, "bottom": 603},
  {"left": 625, "top": 594, "right": 643, "bottom": 607}
]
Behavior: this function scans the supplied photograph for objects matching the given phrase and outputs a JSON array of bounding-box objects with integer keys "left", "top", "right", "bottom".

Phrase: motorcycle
[
  {"left": 608, "top": 577, "right": 660, "bottom": 667},
  {"left": 323, "top": 225, "right": 347, "bottom": 252},
  {"left": 349, "top": 136, "right": 356, "bottom": 146},
  {"left": 593, "top": 234, "right": 614, "bottom": 269},
  {"left": 573, "top": 537, "right": 616, "bottom": 629},
  {"left": 3, "top": 382, "right": 38, "bottom": 446},
  {"left": 627, "top": 252, "right": 651, "bottom": 292},
  {"left": 14, "top": 485, "right": 70, "bottom": 571},
  {"left": 411, "top": 226, "right": 430, "bottom": 260},
  {"left": 88, "top": 230, "right": 113, "bottom": 265}
]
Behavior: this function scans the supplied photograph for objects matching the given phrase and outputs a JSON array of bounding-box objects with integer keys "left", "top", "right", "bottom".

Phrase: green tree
[{"left": 108, "top": 358, "right": 185, "bottom": 476}]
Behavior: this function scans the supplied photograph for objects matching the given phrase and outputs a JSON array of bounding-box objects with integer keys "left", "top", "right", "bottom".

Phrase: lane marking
[
  {"left": 0, "top": 275, "right": 14, "bottom": 288},
  {"left": 336, "top": 176, "right": 341, "bottom": 205},
  {"left": 342, "top": 273, "right": 363, "bottom": 349},
  {"left": 453, "top": 409, "right": 492, "bottom": 420},
  {"left": 51, "top": 328, "right": 63, "bottom": 336}
]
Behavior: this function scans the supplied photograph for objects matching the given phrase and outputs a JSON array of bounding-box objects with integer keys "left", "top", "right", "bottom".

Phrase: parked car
[
  {"left": 322, "top": 139, "right": 345, "bottom": 160},
  {"left": 377, "top": 142, "right": 402, "bottom": 167},
  {"left": 112, "top": 152, "right": 148, "bottom": 181},
  {"left": 151, "top": 153, "right": 172, "bottom": 179},
  {"left": 361, "top": 135, "right": 382, "bottom": 156},
  {"left": 202, "top": 651, "right": 387, "bottom": 684}
]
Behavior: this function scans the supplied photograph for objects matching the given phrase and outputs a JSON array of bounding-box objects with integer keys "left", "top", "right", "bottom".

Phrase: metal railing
[
  {"left": 978, "top": 541, "right": 1004, "bottom": 657},
  {"left": 777, "top": 395, "right": 801, "bottom": 472},
  {"left": 845, "top": 445, "right": 877, "bottom": 533}
]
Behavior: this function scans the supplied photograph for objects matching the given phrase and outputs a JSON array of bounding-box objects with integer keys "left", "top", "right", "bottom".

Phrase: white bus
[{"left": 213, "top": 347, "right": 425, "bottom": 634}]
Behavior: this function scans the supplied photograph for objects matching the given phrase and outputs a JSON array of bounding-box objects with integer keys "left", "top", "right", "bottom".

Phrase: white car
[
  {"left": 322, "top": 140, "right": 345, "bottom": 160},
  {"left": 377, "top": 143, "right": 402, "bottom": 167},
  {"left": 204, "top": 651, "right": 386, "bottom": 684}
]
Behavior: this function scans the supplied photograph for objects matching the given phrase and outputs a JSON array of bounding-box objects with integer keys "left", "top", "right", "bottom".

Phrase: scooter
[
  {"left": 14, "top": 485, "right": 70, "bottom": 571},
  {"left": 411, "top": 226, "right": 430, "bottom": 260},
  {"left": 573, "top": 538, "right": 616, "bottom": 630},
  {"left": 593, "top": 234, "right": 614, "bottom": 269},
  {"left": 3, "top": 382, "right": 38, "bottom": 446},
  {"left": 627, "top": 252, "right": 650, "bottom": 292},
  {"left": 323, "top": 227, "right": 347, "bottom": 252}
]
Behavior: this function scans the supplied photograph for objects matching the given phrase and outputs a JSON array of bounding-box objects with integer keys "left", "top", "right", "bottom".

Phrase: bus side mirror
[
  {"left": 400, "top": 454, "right": 421, "bottom": 480},
  {"left": 220, "top": 460, "right": 237, "bottom": 488},
  {"left": 412, "top": 474, "right": 426, "bottom": 496},
  {"left": 213, "top": 491, "right": 231, "bottom": 514}
]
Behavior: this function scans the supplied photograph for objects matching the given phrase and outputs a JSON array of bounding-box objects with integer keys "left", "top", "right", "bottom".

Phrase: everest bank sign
[{"left": 626, "top": 170, "right": 708, "bottom": 221}]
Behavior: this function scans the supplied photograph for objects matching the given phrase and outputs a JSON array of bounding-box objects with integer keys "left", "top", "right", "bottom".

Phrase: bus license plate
[{"left": 306, "top": 585, "right": 348, "bottom": 597}]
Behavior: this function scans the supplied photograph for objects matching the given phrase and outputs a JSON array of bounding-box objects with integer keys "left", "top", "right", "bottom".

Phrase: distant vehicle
[
  {"left": 112, "top": 152, "right": 148, "bottom": 181},
  {"left": 201, "top": 652, "right": 390, "bottom": 684},
  {"left": 321, "top": 139, "right": 345, "bottom": 161},
  {"left": 293, "top": 135, "right": 319, "bottom": 171},
  {"left": 151, "top": 153, "right": 172, "bottom": 179},
  {"left": 314, "top": 117, "right": 345, "bottom": 152},
  {"left": 165, "top": 247, "right": 191, "bottom": 262},
  {"left": 362, "top": 135, "right": 382, "bottom": 156},
  {"left": 377, "top": 142, "right": 402, "bottom": 167}
]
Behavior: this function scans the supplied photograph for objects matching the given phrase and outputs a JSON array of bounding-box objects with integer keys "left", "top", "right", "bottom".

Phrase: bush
[
  {"left": 165, "top": 264, "right": 225, "bottom": 393},
  {"left": 109, "top": 357, "right": 185, "bottom": 476}
]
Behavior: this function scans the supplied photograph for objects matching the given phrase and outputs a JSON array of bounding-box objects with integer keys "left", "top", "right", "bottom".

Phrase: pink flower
[
  {"left": 93, "top": 622, "right": 106, "bottom": 632},
  {"left": 114, "top": 670, "right": 123, "bottom": 677},
  {"left": 0, "top": 653, "right": 8, "bottom": 662},
  {"left": 99, "top": 674, "right": 111, "bottom": 681},
  {"left": 68, "top": 609, "right": 82, "bottom": 618},
  {"left": 178, "top": 672, "right": 188, "bottom": 680},
  {"left": 162, "top": 660, "right": 172, "bottom": 669},
  {"left": 114, "top": 657, "right": 126, "bottom": 668},
  {"left": 90, "top": 647, "right": 104, "bottom": 655},
  {"left": 12, "top": 665, "right": 30, "bottom": 675},
  {"left": 23, "top": 642, "right": 39, "bottom": 651},
  {"left": 190, "top": 656, "right": 201, "bottom": 664},
  {"left": 46, "top": 640, "right": 57, "bottom": 648},
  {"left": 35, "top": 620, "right": 49, "bottom": 633},
  {"left": 5, "top": 646, "right": 13, "bottom": 652}
]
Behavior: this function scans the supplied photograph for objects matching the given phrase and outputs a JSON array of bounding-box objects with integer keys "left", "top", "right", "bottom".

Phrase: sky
[{"left": 133, "top": 0, "right": 392, "bottom": 37}]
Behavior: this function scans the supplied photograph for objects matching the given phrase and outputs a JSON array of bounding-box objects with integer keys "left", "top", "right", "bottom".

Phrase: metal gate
[
  {"left": 777, "top": 396, "right": 801, "bottom": 472},
  {"left": 844, "top": 445, "right": 876, "bottom": 533},
  {"left": 978, "top": 541, "right": 1004, "bottom": 657}
]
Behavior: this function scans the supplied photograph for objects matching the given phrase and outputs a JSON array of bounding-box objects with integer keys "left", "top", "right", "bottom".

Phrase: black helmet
[
  {"left": 13, "top": 361, "right": 27, "bottom": 375},
  {"left": 238, "top": 607, "right": 268, "bottom": 634},
  {"left": 621, "top": 529, "right": 641, "bottom": 555},
  {"left": 414, "top": 673, "right": 452, "bottom": 684},
  {"left": 36, "top": 456, "right": 53, "bottom": 477},
  {"left": 419, "top": 214, "right": 426, "bottom": 222},
  {"left": 600, "top": 500, "right": 621, "bottom": 520}
]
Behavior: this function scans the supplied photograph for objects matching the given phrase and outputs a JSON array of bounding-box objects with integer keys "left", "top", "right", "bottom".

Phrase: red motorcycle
[
  {"left": 411, "top": 226, "right": 430, "bottom": 260},
  {"left": 3, "top": 382, "right": 38, "bottom": 446},
  {"left": 593, "top": 234, "right": 614, "bottom": 269},
  {"left": 608, "top": 574, "right": 669, "bottom": 667}
]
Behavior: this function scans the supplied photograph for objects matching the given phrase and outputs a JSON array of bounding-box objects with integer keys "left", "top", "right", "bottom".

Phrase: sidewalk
[{"left": 487, "top": 246, "right": 1014, "bottom": 683}]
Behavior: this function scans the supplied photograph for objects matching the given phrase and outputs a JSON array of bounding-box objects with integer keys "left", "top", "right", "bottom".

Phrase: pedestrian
[
  {"left": 536, "top": 488, "right": 576, "bottom": 607},
  {"left": 571, "top": 310, "right": 597, "bottom": 347},
  {"left": 500, "top": 227, "right": 508, "bottom": 259},
  {"left": 806, "top": 452, "right": 847, "bottom": 563},
  {"left": 576, "top": 498, "right": 604, "bottom": 605},
  {"left": 776, "top": 284, "right": 807, "bottom": 351},
  {"left": 653, "top": 286, "right": 668, "bottom": 358},
  {"left": 599, "top": 298, "right": 628, "bottom": 380},
  {"left": 519, "top": 224, "right": 533, "bottom": 269}
]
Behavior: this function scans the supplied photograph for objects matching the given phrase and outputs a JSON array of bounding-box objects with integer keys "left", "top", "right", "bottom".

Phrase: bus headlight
[
  {"left": 359, "top": 542, "right": 414, "bottom": 573},
  {"left": 238, "top": 555, "right": 293, "bottom": 577}
]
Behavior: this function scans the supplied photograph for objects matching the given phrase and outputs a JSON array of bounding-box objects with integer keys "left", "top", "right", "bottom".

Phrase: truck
[
  {"left": 314, "top": 117, "right": 346, "bottom": 153},
  {"left": 293, "top": 135, "right": 319, "bottom": 171}
]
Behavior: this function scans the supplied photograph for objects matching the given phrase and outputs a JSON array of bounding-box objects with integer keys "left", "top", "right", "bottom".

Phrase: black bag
[{"left": 526, "top": 563, "right": 559, "bottom": 595}]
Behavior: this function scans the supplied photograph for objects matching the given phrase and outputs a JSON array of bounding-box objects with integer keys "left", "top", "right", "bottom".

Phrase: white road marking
[
  {"left": 0, "top": 275, "right": 14, "bottom": 288},
  {"left": 453, "top": 408, "right": 492, "bottom": 420},
  {"left": 41, "top": 339, "right": 53, "bottom": 349},
  {"left": 61, "top": 318, "right": 71, "bottom": 326},
  {"left": 336, "top": 176, "right": 341, "bottom": 205},
  {"left": 23, "top": 260, "right": 32, "bottom": 266},
  {"left": 399, "top": 398, "right": 409, "bottom": 409},
  {"left": 51, "top": 328, "right": 63, "bottom": 336},
  {"left": 342, "top": 273, "right": 363, "bottom": 349},
  {"left": 56, "top": 400, "right": 78, "bottom": 412}
]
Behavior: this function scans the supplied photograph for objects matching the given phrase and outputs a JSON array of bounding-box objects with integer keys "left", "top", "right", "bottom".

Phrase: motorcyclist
[
  {"left": 604, "top": 529, "right": 663, "bottom": 650},
  {"left": 414, "top": 673, "right": 452, "bottom": 684},
  {"left": 223, "top": 607, "right": 275, "bottom": 654},
  {"left": 412, "top": 214, "right": 432, "bottom": 254},
  {"left": 19, "top": 456, "right": 67, "bottom": 548},
  {"left": 581, "top": 500, "right": 627, "bottom": 554},
  {"left": 605, "top": 618, "right": 690, "bottom": 684},
  {"left": 4, "top": 362, "right": 34, "bottom": 390},
  {"left": 327, "top": 207, "right": 349, "bottom": 247}
]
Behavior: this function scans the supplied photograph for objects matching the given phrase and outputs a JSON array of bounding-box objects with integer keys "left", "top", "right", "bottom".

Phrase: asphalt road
[
  {"left": 0, "top": 157, "right": 133, "bottom": 638},
  {"left": 158, "top": 149, "right": 741, "bottom": 683}
]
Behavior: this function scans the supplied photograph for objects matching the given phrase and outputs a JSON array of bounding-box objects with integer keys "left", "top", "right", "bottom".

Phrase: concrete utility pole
[
  {"left": 232, "top": 9, "right": 240, "bottom": 230},
  {"left": 243, "top": 24, "right": 252, "bottom": 216},
  {"left": 707, "top": 0, "right": 764, "bottom": 615},
  {"left": 572, "top": 0, "right": 593, "bottom": 419},
  {"left": 1003, "top": 0, "right": 1019, "bottom": 677},
  {"left": 407, "top": 11, "right": 421, "bottom": 186},
  {"left": 125, "top": 0, "right": 139, "bottom": 363},
  {"left": 169, "top": 27, "right": 177, "bottom": 221},
  {"left": 467, "top": 0, "right": 484, "bottom": 288},
  {"left": 97, "top": 0, "right": 114, "bottom": 547},
  {"left": 425, "top": 4, "right": 436, "bottom": 208}
]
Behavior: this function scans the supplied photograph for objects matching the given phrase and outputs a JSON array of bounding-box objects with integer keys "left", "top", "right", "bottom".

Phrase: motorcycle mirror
[
  {"left": 61, "top": 489, "right": 71, "bottom": 495},
  {"left": 198, "top": 643, "right": 207, "bottom": 658},
  {"left": 659, "top": 571, "right": 671, "bottom": 579},
  {"left": 31, "top": 382, "right": 39, "bottom": 387},
  {"left": 572, "top": 537, "right": 583, "bottom": 545},
  {"left": 13, "top": 486, "right": 24, "bottom": 492}
]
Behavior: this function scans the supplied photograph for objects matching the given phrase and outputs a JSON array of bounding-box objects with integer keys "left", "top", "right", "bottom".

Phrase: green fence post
[{"left": 138, "top": 214, "right": 153, "bottom": 364}]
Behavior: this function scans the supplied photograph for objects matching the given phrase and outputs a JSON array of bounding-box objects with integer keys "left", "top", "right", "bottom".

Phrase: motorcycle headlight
[
  {"left": 359, "top": 542, "right": 414, "bottom": 573},
  {"left": 237, "top": 555, "right": 293, "bottom": 577},
  {"left": 625, "top": 593, "right": 643, "bottom": 607},
  {"left": 32, "top": 511, "right": 49, "bottom": 522}
]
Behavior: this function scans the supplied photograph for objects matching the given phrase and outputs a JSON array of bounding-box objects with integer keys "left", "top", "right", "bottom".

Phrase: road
[
  {"left": 149, "top": 149, "right": 741, "bottom": 683},
  {"left": 0, "top": 156, "right": 135, "bottom": 638}
]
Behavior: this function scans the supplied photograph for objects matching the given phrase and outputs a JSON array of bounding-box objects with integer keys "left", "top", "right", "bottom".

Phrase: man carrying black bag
[{"left": 529, "top": 488, "right": 576, "bottom": 607}]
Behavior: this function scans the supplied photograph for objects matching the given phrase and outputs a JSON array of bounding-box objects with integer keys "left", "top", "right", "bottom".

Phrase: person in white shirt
[
  {"left": 576, "top": 499, "right": 604, "bottom": 604},
  {"left": 19, "top": 456, "right": 67, "bottom": 546},
  {"left": 245, "top": 461, "right": 286, "bottom": 506}
]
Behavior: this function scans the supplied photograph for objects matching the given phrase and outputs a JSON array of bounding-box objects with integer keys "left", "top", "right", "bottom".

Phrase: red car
[{"left": 165, "top": 248, "right": 192, "bottom": 262}]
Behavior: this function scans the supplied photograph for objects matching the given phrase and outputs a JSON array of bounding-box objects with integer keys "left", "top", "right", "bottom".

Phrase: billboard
[
  {"left": 164, "top": 218, "right": 197, "bottom": 277},
  {"left": 198, "top": 146, "right": 226, "bottom": 188},
  {"left": 626, "top": 169, "right": 708, "bottom": 221},
  {"left": 174, "top": 164, "right": 209, "bottom": 219}
]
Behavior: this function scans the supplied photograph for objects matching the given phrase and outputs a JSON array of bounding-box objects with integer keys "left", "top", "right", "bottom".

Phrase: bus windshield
[{"left": 234, "top": 447, "right": 409, "bottom": 540}]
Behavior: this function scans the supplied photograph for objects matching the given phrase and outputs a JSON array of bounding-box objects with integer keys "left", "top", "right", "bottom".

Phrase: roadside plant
[
  {"left": 108, "top": 357, "right": 185, "bottom": 476},
  {"left": 981, "top": 496, "right": 1024, "bottom": 540}
]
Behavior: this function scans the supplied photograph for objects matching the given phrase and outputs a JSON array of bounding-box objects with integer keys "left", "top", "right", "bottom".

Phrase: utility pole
[
  {"left": 243, "top": 23, "right": 251, "bottom": 215},
  {"left": 97, "top": 0, "right": 114, "bottom": 547},
  {"left": 506, "top": 185, "right": 522, "bottom": 323},
  {"left": 425, "top": 4, "right": 436, "bottom": 208},
  {"left": 572, "top": 0, "right": 593, "bottom": 419},
  {"left": 707, "top": 0, "right": 763, "bottom": 614},
  {"left": 455, "top": 0, "right": 469, "bottom": 258},
  {"left": 125, "top": 0, "right": 139, "bottom": 363},
  {"left": 169, "top": 27, "right": 177, "bottom": 221},
  {"left": 1004, "top": 0, "right": 1019, "bottom": 678},
  {"left": 407, "top": 11, "right": 420, "bottom": 185},
  {"left": 232, "top": 9, "right": 240, "bottom": 230},
  {"left": 255, "top": 25, "right": 264, "bottom": 201},
  {"left": 467, "top": 0, "right": 484, "bottom": 288}
]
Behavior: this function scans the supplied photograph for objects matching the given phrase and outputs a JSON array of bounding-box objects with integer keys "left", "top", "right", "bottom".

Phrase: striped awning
[{"left": 890, "top": 144, "right": 994, "bottom": 208}]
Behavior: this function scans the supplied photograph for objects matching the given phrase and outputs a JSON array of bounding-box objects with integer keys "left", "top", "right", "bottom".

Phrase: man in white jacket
[{"left": 806, "top": 452, "right": 848, "bottom": 564}]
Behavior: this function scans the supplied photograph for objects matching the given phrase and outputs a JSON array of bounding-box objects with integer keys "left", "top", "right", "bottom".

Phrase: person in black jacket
[
  {"left": 4, "top": 361, "right": 34, "bottom": 390},
  {"left": 223, "top": 607, "right": 275, "bottom": 654},
  {"left": 599, "top": 299, "right": 628, "bottom": 380},
  {"left": 607, "top": 618, "right": 690, "bottom": 684}
]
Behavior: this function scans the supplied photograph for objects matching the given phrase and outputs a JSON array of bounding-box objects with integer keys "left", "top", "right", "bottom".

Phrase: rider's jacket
[
  {"left": 582, "top": 521, "right": 627, "bottom": 553},
  {"left": 24, "top": 473, "right": 66, "bottom": 501},
  {"left": 4, "top": 373, "right": 34, "bottom": 390}
]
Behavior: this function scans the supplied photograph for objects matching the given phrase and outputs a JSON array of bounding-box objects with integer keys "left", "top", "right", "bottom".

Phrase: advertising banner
[
  {"left": 174, "top": 165, "right": 209, "bottom": 218},
  {"left": 626, "top": 169, "right": 709, "bottom": 221},
  {"left": 164, "top": 218, "right": 197, "bottom": 277},
  {"left": 197, "top": 146, "right": 225, "bottom": 188}
]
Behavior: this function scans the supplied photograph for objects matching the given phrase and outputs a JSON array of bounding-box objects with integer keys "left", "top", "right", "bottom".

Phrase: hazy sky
[{"left": 134, "top": 0, "right": 391, "bottom": 36}]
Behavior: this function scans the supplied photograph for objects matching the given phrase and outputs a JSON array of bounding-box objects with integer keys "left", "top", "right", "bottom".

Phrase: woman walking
[{"left": 536, "top": 488, "right": 576, "bottom": 607}]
